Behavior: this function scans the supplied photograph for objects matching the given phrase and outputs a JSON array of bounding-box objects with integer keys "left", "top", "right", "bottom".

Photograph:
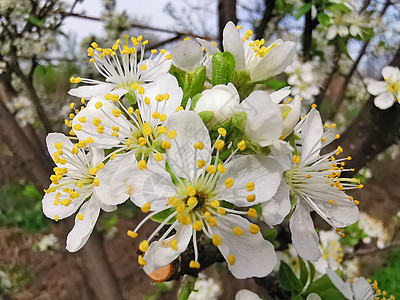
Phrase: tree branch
[
  {"left": 254, "top": 0, "right": 276, "bottom": 40},
  {"left": 218, "top": 0, "right": 238, "bottom": 47}
]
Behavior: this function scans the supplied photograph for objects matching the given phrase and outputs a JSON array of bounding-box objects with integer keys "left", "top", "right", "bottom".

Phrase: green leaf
[
  {"left": 28, "top": 15, "right": 45, "bottom": 26},
  {"left": 290, "top": 295, "right": 303, "bottom": 300},
  {"left": 295, "top": 3, "right": 312, "bottom": 19},
  {"left": 328, "top": 3, "right": 350, "bottom": 12},
  {"left": 298, "top": 257, "right": 308, "bottom": 287},
  {"left": 125, "top": 90, "right": 137, "bottom": 106},
  {"left": 211, "top": 52, "right": 229, "bottom": 85},
  {"left": 317, "top": 13, "right": 331, "bottom": 26},
  {"left": 307, "top": 274, "right": 346, "bottom": 300},
  {"left": 265, "top": 78, "right": 288, "bottom": 90},
  {"left": 334, "top": 36, "right": 352, "bottom": 60},
  {"left": 279, "top": 261, "right": 304, "bottom": 292},
  {"left": 261, "top": 228, "right": 277, "bottom": 241}
]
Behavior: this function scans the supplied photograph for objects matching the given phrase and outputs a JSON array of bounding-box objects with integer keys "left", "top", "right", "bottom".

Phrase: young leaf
[
  {"left": 222, "top": 51, "right": 236, "bottom": 82},
  {"left": 334, "top": 36, "right": 352, "bottom": 60},
  {"left": 328, "top": 3, "right": 350, "bottom": 13},
  {"left": 279, "top": 261, "right": 304, "bottom": 292},
  {"left": 189, "top": 66, "right": 207, "bottom": 99},
  {"left": 295, "top": 3, "right": 312, "bottom": 19},
  {"left": 307, "top": 274, "right": 346, "bottom": 300},
  {"left": 308, "top": 261, "right": 316, "bottom": 285},
  {"left": 298, "top": 257, "right": 308, "bottom": 287},
  {"left": 211, "top": 52, "right": 229, "bottom": 85},
  {"left": 317, "top": 13, "right": 331, "bottom": 26}
]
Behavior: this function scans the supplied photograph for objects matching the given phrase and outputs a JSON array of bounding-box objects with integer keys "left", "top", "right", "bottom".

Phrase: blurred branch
[
  {"left": 329, "top": 0, "right": 393, "bottom": 120},
  {"left": 344, "top": 241, "right": 400, "bottom": 260},
  {"left": 325, "top": 48, "right": 400, "bottom": 174},
  {"left": 218, "top": 0, "right": 238, "bottom": 47},
  {"left": 303, "top": 0, "right": 319, "bottom": 61},
  {"left": 61, "top": 12, "right": 216, "bottom": 40},
  {"left": 254, "top": 0, "right": 276, "bottom": 40}
]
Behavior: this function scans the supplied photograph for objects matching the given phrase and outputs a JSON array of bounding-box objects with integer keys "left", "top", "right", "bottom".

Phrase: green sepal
[
  {"left": 278, "top": 261, "right": 304, "bottom": 292},
  {"left": 125, "top": 90, "right": 137, "bottom": 106},
  {"left": 231, "top": 111, "right": 247, "bottom": 134},
  {"left": 188, "top": 66, "right": 206, "bottom": 103},
  {"left": 198, "top": 111, "right": 214, "bottom": 125},
  {"left": 261, "top": 228, "right": 279, "bottom": 247},
  {"left": 190, "top": 93, "right": 203, "bottom": 110}
]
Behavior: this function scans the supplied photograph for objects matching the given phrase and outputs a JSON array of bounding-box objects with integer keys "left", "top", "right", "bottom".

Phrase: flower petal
[
  {"left": 281, "top": 95, "right": 301, "bottom": 138},
  {"left": 262, "top": 179, "right": 291, "bottom": 226},
  {"left": 290, "top": 201, "right": 321, "bottom": 261},
  {"left": 367, "top": 80, "right": 387, "bottom": 96},
  {"left": 171, "top": 40, "right": 203, "bottom": 72},
  {"left": 194, "top": 83, "right": 240, "bottom": 123},
  {"left": 143, "top": 224, "right": 192, "bottom": 274},
  {"left": 299, "top": 108, "right": 323, "bottom": 164},
  {"left": 213, "top": 214, "right": 277, "bottom": 279},
  {"left": 66, "top": 197, "right": 101, "bottom": 252},
  {"left": 72, "top": 96, "right": 132, "bottom": 149},
  {"left": 240, "top": 90, "right": 283, "bottom": 146},
  {"left": 68, "top": 82, "right": 116, "bottom": 98},
  {"left": 270, "top": 86, "right": 291, "bottom": 104},
  {"left": 326, "top": 269, "right": 353, "bottom": 300},
  {"left": 374, "top": 92, "right": 395, "bottom": 110},
  {"left": 217, "top": 155, "right": 282, "bottom": 207},
  {"left": 109, "top": 157, "right": 175, "bottom": 209},
  {"left": 352, "top": 278, "right": 375, "bottom": 300},
  {"left": 139, "top": 73, "right": 183, "bottom": 124},
  {"left": 250, "top": 41, "right": 296, "bottom": 81},
  {"left": 165, "top": 110, "right": 212, "bottom": 180},
  {"left": 140, "top": 52, "right": 172, "bottom": 82},
  {"left": 235, "top": 289, "right": 262, "bottom": 300},
  {"left": 222, "top": 21, "right": 246, "bottom": 70},
  {"left": 42, "top": 180, "right": 86, "bottom": 220}
]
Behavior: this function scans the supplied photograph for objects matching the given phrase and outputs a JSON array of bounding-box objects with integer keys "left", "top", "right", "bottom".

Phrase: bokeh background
[{"left": 0, "top": 0, "right": 399, "bottom": 299}]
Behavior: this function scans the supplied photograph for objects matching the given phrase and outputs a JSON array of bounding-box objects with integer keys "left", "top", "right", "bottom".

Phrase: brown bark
[
  {"left": 218, "top": 0, "right": 238, "bottom": 47},
  {"left": 255, "top": 0, "right": 276, "bottom": 40}
]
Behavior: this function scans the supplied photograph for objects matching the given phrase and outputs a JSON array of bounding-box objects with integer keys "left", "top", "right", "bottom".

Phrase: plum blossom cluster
[{"left": 42, "top": 22, "right": 362, "bottom": 280}]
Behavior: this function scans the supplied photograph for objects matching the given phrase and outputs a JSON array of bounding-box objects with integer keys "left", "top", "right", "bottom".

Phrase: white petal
[
  {"left": 68, "top": 82, "right": 116, "bottom": 98},
  {"left": 72, "top": 96, "right": 132, "bottom": 149},
  {"left": 94, "top": 158, "right": 131, "bottom": 206},
  {"left": 143, "top": 224, "right": 192, "bottom": 274},
  {"left": 299, "top": 108, "right": 323, "bottom": 164},
  {"left": 214, "top": 214, "right": 277, "bottom": 279},
  {"left": 352, "top": 278, "right": 375, "bottom": 300},
  {"left": 46, "top": 133, "right": 86, "bottom": 170},
  {"left": 194, "top": 83, "right": 240, "bottom": 123},
  {"left": 382, "top": 66, "right": 399, "bottom": 80},
  {"left": 139, "top": 73, "right": 183, "bottom": 124},
  {"left": 290, "top": 201, "right": 321, "bottom": 261},
  {"left": 281, "top": 95, "right": 301, "bottom": 138},
  {"left": 374, "top": 93, "right": 395, "bottom": 110},
  {"left": 42, "top": 180, "right": 86, "bottom": 220},
  {"left": 270, "top": 86, "right": 291, "bottom": 104},
  {"left": 235, "top": 289, "right": 262, "bottom": 300},
  {"left": 109, "top": 157, "right": 175, "bottom": 209},
  {"left": 326, "top": 269, "right": 353, "bottom": 300},
  {"left": 262, "top": 179, "right": 291, "bottom": 226},
  {"left": 171, "top": 40, "right": 203, "bottom": 72},
  {"left": 196, "top": 38, "right": 220, "bottom": 55},
  {"left": 66, "top": 197, "right": 101, "bottom": 252},
  {"left": 367, "top": 80, "right": 387, "bottom": 96},
  {"left": 250, "top": 41, "right": 296, "bottom": 81},
  {"left": 326, "top": 26, "right": 338, "bottom": 40},
  {"left": 217, "top": 155, "right": 282, "bottom": 207},
  {"left": 240, "top": 90, "right": 283, "bottom": 146},
  {"left": 166, "top": 110, "right": 212, "bottom": 180},
  {"left": 222, "top": 21, "right": 246, "bottom": 70}
]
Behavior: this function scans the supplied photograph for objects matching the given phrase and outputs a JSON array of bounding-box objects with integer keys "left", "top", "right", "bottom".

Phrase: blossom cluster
[{"left": 42, "top": 22, "right": 361, "bottom": 279}]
